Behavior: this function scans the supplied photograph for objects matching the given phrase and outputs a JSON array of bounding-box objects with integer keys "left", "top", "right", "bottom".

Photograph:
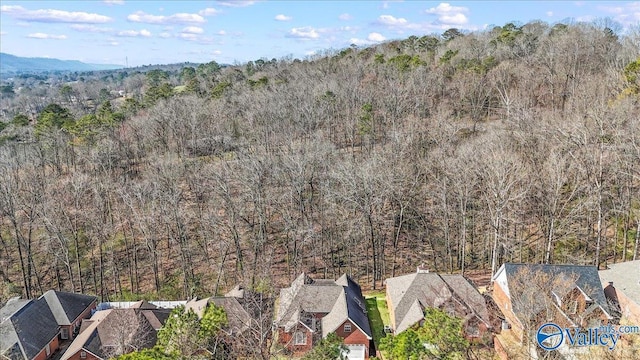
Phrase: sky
[{"left": 0, "top": 1, "right": 638, "bottom": 67}]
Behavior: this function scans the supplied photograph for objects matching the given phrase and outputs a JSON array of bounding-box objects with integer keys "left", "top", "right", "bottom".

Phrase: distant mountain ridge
[{"left": 0, "top": 53, "right": 121, "bottom": 73}]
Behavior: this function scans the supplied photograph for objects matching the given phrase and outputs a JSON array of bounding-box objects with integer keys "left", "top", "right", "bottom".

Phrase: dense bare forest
[{"left": 1, "top": 21, "right": 639, "bottom": 303}]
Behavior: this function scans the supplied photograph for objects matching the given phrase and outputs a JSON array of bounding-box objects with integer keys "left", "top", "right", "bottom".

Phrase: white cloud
[
  {"left": 339, "top": 13, "right": 352, "bottom": 21},
  {"left": 378, "top": 14, "right": 408, "bottom": 26},
  {"left": 547, "top": 11, "right": 553, "bottom": 17},
  {"left": 70, "top": 24, "right": 113, "bottom": 33},
  {"left": 425, "top": 2, "right": 470, "bottom": 25},
  {"left": 117, "top": 29, "right": 152, "bottom": 37},
  {"left": 159, "top": 32, "right": 171, "bottom": 38},
  {"left": 599, "top": 2, "right": 640, "bottom": 27},
  {"left": 27, "top": 32, "right": 67, "bottom": 39},
  {"left": 349, "top": 32, "right": 386, "bottom": 46},
  {"left": 182, "top": 26, "right": 204, "bottom": 34},
  {"left": 367, "top": 32, "right": 386, "bottom": 42},
  {"left": 199, "top": 8, "right": 220, "bottom": 16},
  {"left": 216, "top": 1, "right": 256, "bottom": 7},
  {"left": 103, "top": 0, "right": 124, "bottom": 5},
  {"left": 275, "top": 14, "right": 292, "bottom": 21},
  {"left": 349, "top": 37, "right": 370, "bottom": 46},
  {"left": 0, "top": 31, "right": 6, "bottom": 36},
  {"left": 1, "top": 5, "right": 112, "bottom": 23},
  {"left": 426, "top": 3, "right": 468, "bottom": 15},
  {"left": 127, "top": 11, "right": 205, "bottom": 24},
  {"left": 287, "top": 26, "right": 320, "bottom": 39},
  {"left": 212, "top": 50, "right": 222, "bottom": 55},
  {"left": 217, "top": 30, "right": 227, "bottom": 35},
  {"left": 179, "top": 33, "right": 198, "bottom": 41},
  {"left": 439, "top": 13, "right": 468, "bottom": 25},
  {"left": 109, "top": 41, "right": 119, "bottom": 46},
  {"left": 375, "top": 14, "right": 427, "bottom": 31},
  {"left": 375, "top": 11, "right": 476, "bottom": 34}
]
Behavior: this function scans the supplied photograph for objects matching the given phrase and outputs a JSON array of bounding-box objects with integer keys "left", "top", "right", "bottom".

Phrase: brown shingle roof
[
  {"left": 385, "top": 272, "right": 492, "bottom": 334},
  {"left": 60, "top": 307, "right": 170, "bottom": 360}
]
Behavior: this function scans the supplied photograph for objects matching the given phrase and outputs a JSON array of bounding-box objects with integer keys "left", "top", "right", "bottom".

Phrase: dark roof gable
[
  {"left": 44, "top": 290, "right": 97, "bottom": 326},
  {"left": 11, "top": 298, "right": 60, "bottom": 359},
  {"left": 342, "top": 275, "right": 372, "bottom": 338}
]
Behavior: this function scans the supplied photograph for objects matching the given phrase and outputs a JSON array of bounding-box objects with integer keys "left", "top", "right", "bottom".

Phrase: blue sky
[{"left": 1, "top": 1, "right": 638, "bottom": 66}]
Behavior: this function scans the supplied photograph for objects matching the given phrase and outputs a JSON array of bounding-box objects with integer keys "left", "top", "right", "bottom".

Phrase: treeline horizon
[{"left": 0, "top": 19, "right": 639, "bottom": 303}]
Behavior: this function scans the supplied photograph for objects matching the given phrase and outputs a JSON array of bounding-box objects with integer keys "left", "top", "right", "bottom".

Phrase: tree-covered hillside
[{"left": 0, "top": 21, "right": 639, "bottom": 303}]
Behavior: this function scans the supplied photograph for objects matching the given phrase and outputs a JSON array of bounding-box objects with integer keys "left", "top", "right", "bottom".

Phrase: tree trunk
[
  {"left": 545, "top": 216, "right": 555, "bottom": 264},
  {"left": 634, "top": 219, "right": 639, "bottom": 261}
]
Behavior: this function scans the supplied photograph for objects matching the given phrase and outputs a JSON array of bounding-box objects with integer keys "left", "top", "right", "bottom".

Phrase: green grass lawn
[{"left": 364, "top": 291, "right": 390, "bottom": 348}]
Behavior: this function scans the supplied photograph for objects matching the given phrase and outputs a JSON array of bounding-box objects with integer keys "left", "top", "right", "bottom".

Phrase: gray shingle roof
[
  {"left": 385, "top": 272, "right": 451, "bottom": 333},
  {"left": 1, "top": 298, "right": 60, "bottom": 359},
  {"left": 599, "top": 260, "right": 640, "bottom": 306},
  {"left": 61, "top": 307, "right": 170, "bottom": 360},
  {"left": 277, "top": 273, "right": 372, "bottom": 339},
  {"left": 43, "top": 290, "right": 97, "bottom": 326},
  {"left": 385, "top": 272, "right": 492, "bottom": 334},
  {"left": 440, "top": 275, "right": 491, "bottom": 323},
  {"left": 208, "top": 297, "right": 252, "bottom": 335},
  {"left": 186, "top": 296, "right": 253, "bottom": 335},
  {"left": 276, "top": 273, "right": 343, "bottom": 331},
  {"left": 495, "top": 263, "right": 611, "bottom": 323},
  {"left": 0, "top": 297, "right": 29, "bottom": 322}
]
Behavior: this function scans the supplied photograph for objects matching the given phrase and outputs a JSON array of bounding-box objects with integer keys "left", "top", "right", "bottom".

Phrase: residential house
[
  {"left": 42, "top": 290, "right": 98, "bottom": 340},
  {"left": 275, "top": 273, "right": 373, "bottom": 359},
  {"left": 491, "top": 263, "right": 612, "bottom": 344},
  {"left": 184, "top": 295, "right": 252, "bottom": 335},
  {"left": 599, "top": 260, "right": 640, "bottom": 325},
  {"left": 0, "top": 297, "right": 61, "bottom": 360},
  {"left": 385, "top": 267, "right": 493, "bottom": 341},
  {"left": 59, "top": 304, "right": 170, "bottom": 360},
  {"left": 0, "top": 291, "right": 97, "bottom": 360}
]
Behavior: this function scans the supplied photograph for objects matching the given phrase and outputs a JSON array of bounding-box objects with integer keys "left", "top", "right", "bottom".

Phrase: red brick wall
[
  {"left": 60, "top": 300, "right": 97, "bottom": 341},
  {"left": 278, "top": 326, "right": 313, "bottom": 355},
  {"left": 33, "top": 336, "right": 59, "bottom": 360},
  {"left": 333, "top": 320, "right": 370, "bottom": 358},
  {"left": 614, "top": 292, "right": 640, "bottom": 325},
  {"left": 71, "top": 301, "right": 97, "bottom": 337},
  {"left": 492, "top": 282, "right": 524, "bottom": 342},
  {"left": 493, "top": 336, "right": 509, "bottom": 360},
  {"left": 463, "top": 317, "right": 490, "bottom": 343},
  {"left": 64, "top": 348, "right": 102, "bottom": 360},
  {"left": 622, "top": 295, "right": 640, "bottom": 324}
]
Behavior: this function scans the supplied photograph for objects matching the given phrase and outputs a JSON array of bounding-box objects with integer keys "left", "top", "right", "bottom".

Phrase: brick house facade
[
  {"left": 491, "top": 263, "right": 612, "bottom": 344},
  {"left": 275, "top": 273, "right": 373, "bottom": 358}
]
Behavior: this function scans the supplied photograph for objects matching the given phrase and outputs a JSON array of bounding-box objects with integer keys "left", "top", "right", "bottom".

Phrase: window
[
  {"left": 344, "top": 323, "right": 352, "bottom": 332},
  {"left": 569, "top": 300, "right": 578, "bottom": 315},
  {"left": 61, "top": 327, "right": 69, "bottom": 340},
  {"left": 80, "top": 351, "right": 87, "bottom": 359},
  {"left": 294, "top": 331, "right": 306, "bottom": 345}
]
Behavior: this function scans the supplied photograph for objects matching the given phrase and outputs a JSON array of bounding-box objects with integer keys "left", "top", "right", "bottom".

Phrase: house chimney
[
  {"left": 417, "top": 263, "right": 429, "bottom": 274},
  {"left": 608, "top": 281, "right": 614, "bottom": 287}
]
